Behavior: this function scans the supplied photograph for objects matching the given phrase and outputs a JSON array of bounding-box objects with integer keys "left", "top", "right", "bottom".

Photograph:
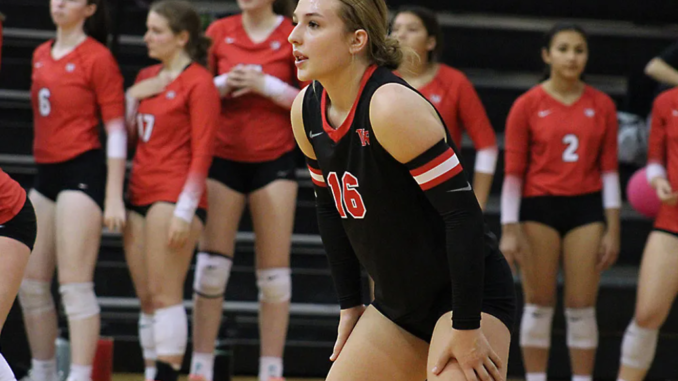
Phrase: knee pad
[
  {"left": 18, "top": 279, "right": 55, "bottom": 316},
  {"left": 59, "top": 282, "right": 100, "bottom": 321},
  {"left": 621, "top": 320, "right": 658, "bottom": 369},
  {"left": 193, "top": 252, "right": 233, "bottom": 298},
  {"left": 256, "top": 268, "right": 291, "bottom": 303},
  {"left": 154, "top": 304, "right": 187, "bottom": 357},
  {"left": 565, "top": 307, "right": 598, "bottom": 349},
  {"left": 520, "top": 304, "right": 554, "bottom": 348},
  {"left": 138, "top": 313, "right": 157, "bottom": 361}
]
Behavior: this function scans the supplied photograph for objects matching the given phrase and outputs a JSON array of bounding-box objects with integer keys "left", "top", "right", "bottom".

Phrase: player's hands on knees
[
  {"left": 103, "top": 197, "right": 126, "bottom": 232},
  {"left": 167, "top": 216, "right": 191, "bottom": 249},
  {"left": 432, "top": 328, "right": 504, "bottom": 381},
  {"left": 228, "top": 64, "right": 266, "bottom": 98},
  {"left": 330, "top": 305, "right": 365, "bottom": 362},
  {"left": 499, "top": 223, "right": 524, "bottom": 273},
  {"left": 652, "top": 178, "right": 678, "bottom": 206},
  {"left": 597, "top": 226, "right": 620, "bottom": 271}
]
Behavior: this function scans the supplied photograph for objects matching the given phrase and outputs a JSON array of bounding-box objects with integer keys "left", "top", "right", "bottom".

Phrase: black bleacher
[{"left": 2, "top": 0, "right": 678, "bottom": 379}]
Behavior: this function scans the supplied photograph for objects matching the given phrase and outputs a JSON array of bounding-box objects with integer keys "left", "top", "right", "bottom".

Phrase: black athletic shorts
[
  {"left": 0, "top": 197, "right": 38, "bottom": 251},
  {"left": 34, "top": 149, "right": 106, "bottom": 210},
  {"left": 520, "top": 192, "right": 605, "bottom": 236},
  {"left": 372, "top": 249, "right": 516, "bottom": 343},
  {"left": 126, "top": 201, "right": 207, "bottom": 225},
  {"left": 208, "top": 150, "right": 297, "bottom": 195}
]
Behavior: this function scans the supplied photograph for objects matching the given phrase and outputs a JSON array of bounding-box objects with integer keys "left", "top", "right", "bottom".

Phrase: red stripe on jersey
[
  {"left": 311, "top": 177, "right": 327, "bottom": 188},
  {"left": 409, "top": 149, "right": 454, "bottom": 177},
  {"left": 419, "top": 164, "right": 463, "bottom": 191},
  {"left": 308, "top": 165, "right": 322, "bottom": 175}
]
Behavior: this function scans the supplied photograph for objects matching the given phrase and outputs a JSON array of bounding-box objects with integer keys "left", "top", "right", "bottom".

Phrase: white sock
[
  {"left": 30, "top": 359, "right": 57, "bottom": 381},
  {"left": 190, "top": 352, "right": 215, "bottom": 381},
  {"left": 526, "top": 373, "right": 547, "bottom": 381},
  {"left": 258, "top": 357, "right": 283, "bottom": 381},
  {"left": 0, "top": 354, "right": 16, "bottom": 381},
  {"left": 573, "top": 376, "right": 592, "bottom": 381},
  {"left": 144, "top": 366, "right": 156, "bottom": 381},
  {"left": 66, "top": 365, "right": 92, "bottom": 381}
]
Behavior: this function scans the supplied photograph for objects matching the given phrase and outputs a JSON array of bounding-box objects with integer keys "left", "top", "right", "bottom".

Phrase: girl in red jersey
[
  {"left": 188, "top": 1, "right": 301, "bottom": 381},
  {"left": 390, "top": 6, "right": 497, "bottom": 210},
  {"left": 616, "top": 89, "right": 678, "bottom": 381},
  {"left": 500, "top": 24, "right": 620, "bottom": 381},
  {"left": 123, "top": 2, "right": 219, "bottom": 381},
  {"left": 19, "top": 2, "right": 127, "bottom": 381},
  {"left": 0, "top": 14, "right": 39, "bottom": 381}
]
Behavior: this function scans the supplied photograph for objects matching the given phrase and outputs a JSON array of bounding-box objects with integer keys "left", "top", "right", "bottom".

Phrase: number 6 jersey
[
  {"left": 30, "top": 38, "right": 124, "bottom": 163},
  {"left": 505, "top": 85, "right": 618, "bottom": 197}
]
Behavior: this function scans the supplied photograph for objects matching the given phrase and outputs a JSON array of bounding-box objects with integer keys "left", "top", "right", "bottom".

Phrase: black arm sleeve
[
  {"left": 307, "top": 158, "right": 363, "bottom": 309},
  {"left": 406, "top": 140, "right": 485, "bottom": 330}
]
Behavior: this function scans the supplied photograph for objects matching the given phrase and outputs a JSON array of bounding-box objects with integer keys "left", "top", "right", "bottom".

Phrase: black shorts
[
  {"left": 372, "top": 249, "right": 516, "bottom": 343},
  {"left": 34, "top": 150, "right": 106, "bottom": 210},
  {"left": 126, "top": 201, "right": 207, "bottom": 225},
  {"left": 0, "top": 197, "right": 38, "bottom": 251},
  {"left": 208, "top": 151, "right": 297, "bottom": 195},
  {"left": 520, "top": 192, "right": 605, "bottom": 236}
]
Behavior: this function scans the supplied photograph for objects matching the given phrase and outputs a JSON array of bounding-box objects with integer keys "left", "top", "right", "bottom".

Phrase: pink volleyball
[{"left": 627, "top": 167, "right": 661, "bottom": 218}]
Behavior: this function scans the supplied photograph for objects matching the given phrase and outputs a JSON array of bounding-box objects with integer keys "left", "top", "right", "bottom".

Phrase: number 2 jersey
[
  {"left": 505, "top": 85, "right": 618, "bottom": 197},
  {"left": 302, "top": 66, "right": 514, "bottom": 333},
  {"left": 127, "top": 64, "right": 220, "bottom": 210},
  {"left": 30, "top": 37, "right": 125, "bottom": 163}
]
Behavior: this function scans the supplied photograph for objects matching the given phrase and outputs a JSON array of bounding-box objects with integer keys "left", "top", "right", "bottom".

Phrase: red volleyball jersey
[
  {"left": 0, "top": 169, "right": 26, "bottom": 225},
  {"left": 207, "top": 15, "right": 297, "bottom": 162},
  {"left": 417, "top": 64, "right": 496, "bottom": 150},
  {"left": 505, "top": 85, "right": 618, "bottom": 197},
  {"left": 30, "top": 37, "right": 125, "bottom": 163},
  {"left": 128, "top": 64, "right": 219, "bottom": 210},
  {"left": 648, "top": 87, "right": 678, "bottom": 190}
]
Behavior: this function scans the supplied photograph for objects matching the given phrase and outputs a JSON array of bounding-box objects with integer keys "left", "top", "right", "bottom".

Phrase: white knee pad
[
  {"left": 193, "top": 252, "right": 233, "bottom": 298},
  {"left": 139, "top": 313, "right": 157, "bottom": 361},
  {"left": 18, "top": 279, "right": 55, "bottom": 316},
  {"left": 154, "top": 304, "right": 188, "bottom": 357},
  {"left": 256, "top": 268, "right": 291, "bottom": 303},
  {"left": 520, "top": 304, "right": 555, "bottom": 348},
  {"left": 59, "top": 282, "right": 100, "bottom": 321},
  {"left": 621, "top": 320, "right": 658, "bottom": 369},
  {"left": 565, "top": 307, "right": 598, "bottom": 349}
]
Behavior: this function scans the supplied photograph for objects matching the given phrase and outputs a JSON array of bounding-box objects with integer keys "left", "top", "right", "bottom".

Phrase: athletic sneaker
[{"left": 19, "top": 370, "right": 59, "bottom": 381}]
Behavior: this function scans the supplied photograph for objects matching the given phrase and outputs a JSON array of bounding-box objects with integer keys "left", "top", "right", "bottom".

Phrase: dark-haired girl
[
  {"left": 122, "top": 1, "right": 219, "bottom": 380},
  {"left": 500, "top": 24, "right": 620, "bottom": 381},
  {"left": 391, "top": 6, "right": 497, "bottom": 210},
  {"left": 20, "top": 1, "right": 127, "bottom": 381},
  {"left": 188, "top": 0, "right": 303, "bottom": 380}
]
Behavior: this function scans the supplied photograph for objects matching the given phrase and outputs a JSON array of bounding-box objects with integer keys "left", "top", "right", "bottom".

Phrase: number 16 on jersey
[{"left": 326, "top": 171, "right": 367, "bottom": 219}]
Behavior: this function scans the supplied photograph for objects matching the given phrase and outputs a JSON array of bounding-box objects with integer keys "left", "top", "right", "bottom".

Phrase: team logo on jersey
[
  {"left": 356, "top": 129, "right": 370, "bottom": 146},
  {"left": 225, "top": 37, "right": 235, "bottom": 44},
  {"left": 166, "top": 91, "right": 176, "bottom": 99},
  {"left": 585, "top": 108, "right": 595, "bottom": 117},
  {"left": 538, "top": 109, "right": 552, "bottom": 118},
  {"left": 270, "top": 41, "right": 281, "bottom": 50},
  {"left": 430, "top": 94, "right": 442, "bottom": 104},
  {"left": 34, "top": 62, "right": 43, "bottom": 69},
  {"left": 66, "top": 63, "right": 76, "bottom": 72},
  {"left": 672, "top": 110, "right": 678, "bottom": 117}
]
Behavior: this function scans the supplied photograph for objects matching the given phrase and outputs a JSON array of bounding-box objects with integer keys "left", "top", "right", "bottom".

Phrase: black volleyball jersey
[{"left": 302, "top": 65, "right": 501, "bottom": 329}]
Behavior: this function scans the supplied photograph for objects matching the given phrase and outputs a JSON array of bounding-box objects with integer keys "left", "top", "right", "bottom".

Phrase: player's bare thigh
[{"left": 325, "top": 305, "right": 429, "bottom": 381}]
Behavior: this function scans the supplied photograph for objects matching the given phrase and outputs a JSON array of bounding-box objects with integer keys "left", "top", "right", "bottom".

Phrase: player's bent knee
[
  {"left": 59, "top": 282, "right": 100, "bottom": 321},
  {"left": 154, "top": 304, "right": 187, "bottom": 357},
  {"left": 256, "top": 268, "right": 291, "bottom": 303},
  {"left": 520, "top": 304, "right": 554, "bottom": 348},
  {"left": 18, "top": 279, "right": 55, "bottom": 316},
  {"left": 621, "top": 320, "right": 658, "bottom": 369},
  {"left": 193, "top": 252, "right": 233, "bottom": 298},
  {"left": 565, "top": 307, "right": 598, "bottom": 349}
]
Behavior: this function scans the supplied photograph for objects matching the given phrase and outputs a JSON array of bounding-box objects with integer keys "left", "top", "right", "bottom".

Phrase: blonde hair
[{"left": 336, "top": 0, "right": 403, "bottom": 70}]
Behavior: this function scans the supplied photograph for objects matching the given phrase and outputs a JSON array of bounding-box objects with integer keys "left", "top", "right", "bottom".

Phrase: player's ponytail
[
  {"left": 151, "top": 0, "right": 212, "bottom": 67},
  {"left": 337, "top": 0, "right": 404, "bottom": 70},
  {"left": 85, "top": 0, "right": 111, "bottom": 45}
]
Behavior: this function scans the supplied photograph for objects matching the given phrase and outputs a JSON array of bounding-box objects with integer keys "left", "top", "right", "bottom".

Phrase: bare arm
[{"left": 645, "top": 58, "right": 678, "bottom": 87}]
